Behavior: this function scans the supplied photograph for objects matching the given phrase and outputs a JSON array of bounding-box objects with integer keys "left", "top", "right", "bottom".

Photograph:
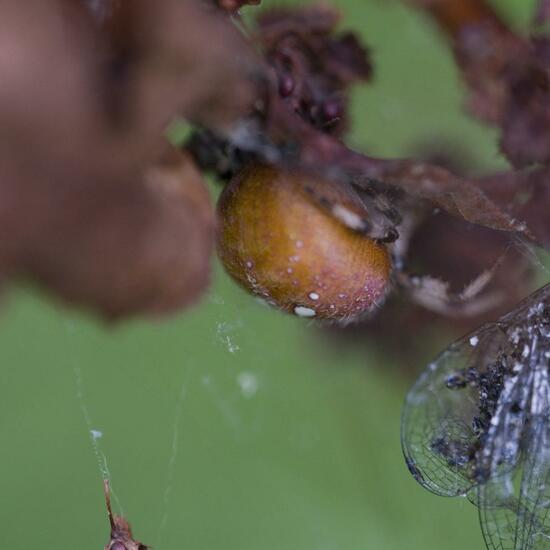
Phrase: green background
[{"left": 0, "top": 1, "right": 540, "bottom": 549}]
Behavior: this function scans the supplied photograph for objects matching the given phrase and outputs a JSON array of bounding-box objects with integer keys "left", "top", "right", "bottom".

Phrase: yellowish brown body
[{"left": 216, "top": 164, "right": 391, "bottom": 321}]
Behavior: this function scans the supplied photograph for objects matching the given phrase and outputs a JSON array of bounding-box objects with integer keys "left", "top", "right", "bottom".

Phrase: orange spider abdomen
[{"left": 216, "top": 164, "right": 391, "bottom": 321}]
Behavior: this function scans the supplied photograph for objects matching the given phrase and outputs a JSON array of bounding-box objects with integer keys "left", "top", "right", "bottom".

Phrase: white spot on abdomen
[{"left": 294, "top": 306, "right": 316, "bottom": 318}]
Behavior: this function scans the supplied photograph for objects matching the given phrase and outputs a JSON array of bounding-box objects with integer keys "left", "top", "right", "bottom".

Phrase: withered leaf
[
  {"left": 408, "top": 0, "right": 550, "bottom": 167},
  {"left": 352, "top": 159, "right": 532, "bottom": 236}
]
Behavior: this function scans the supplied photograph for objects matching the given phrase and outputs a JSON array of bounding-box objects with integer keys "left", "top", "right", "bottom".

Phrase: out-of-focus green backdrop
[{"left": 0, "top": 1, "right": 538, "bottom": 549}]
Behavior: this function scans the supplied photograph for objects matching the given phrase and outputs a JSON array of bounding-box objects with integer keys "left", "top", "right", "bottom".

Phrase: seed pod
[{"left": 216, "top": 164, "right": 391, "bottom": 321}]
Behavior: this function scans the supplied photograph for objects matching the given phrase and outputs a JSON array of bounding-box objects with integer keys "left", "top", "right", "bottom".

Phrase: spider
[
  {"left": 185, "top": 3, "right": 534, "bottom": 324},
  {"left": 192, "top": 116, "right": 524, "bottom": 325}
]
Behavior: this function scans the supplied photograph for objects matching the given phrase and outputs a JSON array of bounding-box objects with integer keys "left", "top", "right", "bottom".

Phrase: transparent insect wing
[
  {"left": 403, "top": 283, "right": 550, "bottom": 549},
  {"left": 521, "top": 417, "right": 550, "bottom": 548},
  {"left": 478, "top": 401, "right": 550, "bottom": 549},
  {"left": 479, "top": 313, "right": 550, "bottom": 549},
  {"left": 402, "top": 284, "right": 550, "bottom": 500},
  {"left": 477, "top": 469, "right": 525, "bottom": 550},
  {"left": 473, "top": 349, "right": 533, "bottom": 489},
  {"left": 402, "top": 321, "right": 509, "bottom": 496}
]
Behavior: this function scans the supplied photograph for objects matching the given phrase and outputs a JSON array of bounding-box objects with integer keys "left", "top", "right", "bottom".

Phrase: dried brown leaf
[{"left": 407, "top": 0, "right": 550, "bottom": 167}]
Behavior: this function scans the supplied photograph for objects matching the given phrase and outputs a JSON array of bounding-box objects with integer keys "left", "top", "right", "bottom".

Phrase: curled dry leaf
[
  {"left": 0, "top": 0, "right": 255, "bottom": 319},
  {"left": 350, "top": 158, "right": 532, "bottom": 235}
]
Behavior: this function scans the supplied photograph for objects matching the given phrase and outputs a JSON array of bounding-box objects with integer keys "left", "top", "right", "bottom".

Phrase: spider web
[{"left": 71, "top": 286, "right": 263, "bottom": 549}]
